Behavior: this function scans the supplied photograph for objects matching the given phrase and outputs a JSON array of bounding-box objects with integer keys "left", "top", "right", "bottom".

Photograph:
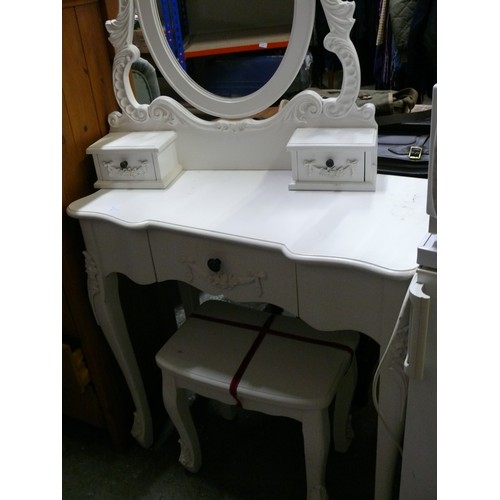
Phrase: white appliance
[{"left": 399, "top": 84, "right": 437, "bottom": 499}]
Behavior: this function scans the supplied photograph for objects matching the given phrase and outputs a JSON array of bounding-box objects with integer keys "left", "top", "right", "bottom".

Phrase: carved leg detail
[
  {"left": 302, "top": 409, "right": 330, "bottom": 500},
  {"left": 162, "top": 374, "right": 202, "bottom": 473},
  {"left": 333, "top": 356, "right": 357, "bottom": 453},
  {"left": 84, "top": 252, "right": 153, "bottom": 448}
]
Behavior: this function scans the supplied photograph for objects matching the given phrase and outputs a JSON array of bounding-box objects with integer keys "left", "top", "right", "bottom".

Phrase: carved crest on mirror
[
  {"left": 105, "top": 0, "right": 375, "bottom": 125},
  {"left": 95, "top": 0, "right": 377, "bottom": 188}
]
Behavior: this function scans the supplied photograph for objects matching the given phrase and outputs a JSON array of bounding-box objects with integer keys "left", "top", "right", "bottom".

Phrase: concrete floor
[
  {"left": 63, "top": 296, "right": 382, "bottom": 499},
  {"left": 61, "top": 242, "right": 414, "bottom": 499},
  {"left": 62, "top": 382, "right": 379, "bottom": 499}
]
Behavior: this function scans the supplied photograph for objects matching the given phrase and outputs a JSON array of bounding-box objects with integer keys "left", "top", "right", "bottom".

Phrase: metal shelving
[{"left": 159, "top": 0, "right": 188, "bottom": 69}]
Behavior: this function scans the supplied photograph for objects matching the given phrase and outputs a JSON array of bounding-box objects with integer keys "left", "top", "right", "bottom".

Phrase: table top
[{"left": 68, "top": 170, "right": 429, "bottom": 277}]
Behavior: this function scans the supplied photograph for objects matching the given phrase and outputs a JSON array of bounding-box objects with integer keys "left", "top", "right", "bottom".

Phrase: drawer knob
[
  {"left": 207, "top": 258, "right": 222, "bottom": 272},
  {"left": 120, "top": 160, "right": 129, "bottom": 169},
  {"left": 325, "top": 158, "right": 334, "bottom": 168}
]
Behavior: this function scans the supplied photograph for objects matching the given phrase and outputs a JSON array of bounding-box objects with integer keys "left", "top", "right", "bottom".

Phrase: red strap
[
  {"left": 190, "top": 312, "right": 354, "bottom": 358},
  {"left": 191, "top": 312, "right": 269, "bottom": 333},
  {"left": 265, "top": 329, "right": 354, "bottom": 358},
  {"left": 189, "top": 311, "right": 355, "bottom": 405},
  {"left": 228, "top": 313, "right": 276, "bottom": 406}
]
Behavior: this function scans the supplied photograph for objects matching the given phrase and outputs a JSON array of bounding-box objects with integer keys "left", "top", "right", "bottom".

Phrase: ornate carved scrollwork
[
  {"left": 148, "top": 99, "right": 182, "bottom": 126},
  {"left": 320, "top": 0, "right": 360, "bottom": 119},
  {"left": 178, "top": 438, "right": 195, "bottom": 470},
  {"left": 104, "top": 160, "right": 149, "bottom": 177},
  {"left": 83, "top": 251, "right": 100, "bottom": 319},
  {"left": 83, "top": 251, "right": 100, "bottom": 296},
  {"left": 215, "top": 121, "right": 248, "bottom": 133},
  {"left": 303, "top": 158, "right": 358, "bottom": 178},
  {"left": 106, "top": 0, "right": 150, "bottom": 125},
  {"left": 179, "top": 257, "right": 267, "bottom": 297},
  {"left": 107, "top": 0, "right": 374, "bottom": 126},
  {"left": 281, "top": 91, "right": 323, "bottom": 123},
  {"left": 207, "top": 270, "right": 268, "bottom": 296}
]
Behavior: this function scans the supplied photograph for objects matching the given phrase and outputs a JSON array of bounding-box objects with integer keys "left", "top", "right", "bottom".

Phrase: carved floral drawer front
[
  {"left": 87, "top": 131, "right": 182, "bottom": 189},
  {"left": 96, "top": 151, "right": 157, "bottom": 181},
  {"left": 287, "top": 127, "right": 377, "bottom": 191},
  {"left": 148, "top": 230, "right": 298, "bottom": 315},
  {"left": 296, "top": 148, "right": 366, "bottom": 183}
]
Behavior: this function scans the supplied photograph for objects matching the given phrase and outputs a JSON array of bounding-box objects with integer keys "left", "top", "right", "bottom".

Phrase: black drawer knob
[
  {"left": 207, "top": 258, "right": 222, "bottom": 272},
  {"left": 325, "top": 158, "right": 334, "bottom": 168},
  {"left": 120, "top": 160, "right": 129, "bottom": 169}
]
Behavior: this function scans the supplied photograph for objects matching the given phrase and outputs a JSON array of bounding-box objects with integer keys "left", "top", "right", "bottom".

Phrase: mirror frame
[
  {"left": 136, "top": 0, "right": 315, "bottom": 118},
  {"left": 106, "top": 0, "right": 368, "bottom": 124}
]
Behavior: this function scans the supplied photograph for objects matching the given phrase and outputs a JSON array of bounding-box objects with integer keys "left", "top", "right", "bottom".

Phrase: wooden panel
[
  {"left": 76, "top": 1, "right": 117, "bottom": 129},
  {"left": 62, "top": 84, "right": 96, "bottom": 210},
  {"left": 62, "top": 7, "right": 103, "bottom": 159},
  {"left": 62, "top": 0, "right": 132, "bottom": 446},
  {"left": 62, "top": 0, "right": 180, "bottom": 445},
  {"left": 62, "top": 286, "right": 78, "bottom": 340},
  {"left": 103, "top": 0, "right": 119, "bottom": 21},
  {"left": 62, "top": 0, "right": 117, "bottom": 207},
  {"left": 62, "top": 344, "right": 105, "bottom": 428}
]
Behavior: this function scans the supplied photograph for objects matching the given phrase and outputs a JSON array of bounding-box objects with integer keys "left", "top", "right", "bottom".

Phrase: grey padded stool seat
[{"left": 156, "top": 300, "right": 359, "bottom": 500}]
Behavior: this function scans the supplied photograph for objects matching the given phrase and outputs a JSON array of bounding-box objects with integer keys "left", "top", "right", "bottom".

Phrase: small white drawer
[
  {"left": 87, "top": 131, "right": 182, "bottom": 189},
  {"left": 287, "top": 127, "right": 377, "bottom": 191}
]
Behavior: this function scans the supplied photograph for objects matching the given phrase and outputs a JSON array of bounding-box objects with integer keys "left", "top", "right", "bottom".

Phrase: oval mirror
[{"left": 136, "top": 0, "right": 316, "bottom": 118}]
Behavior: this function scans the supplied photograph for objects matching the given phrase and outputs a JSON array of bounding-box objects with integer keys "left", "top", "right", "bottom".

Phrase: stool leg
[
  {"left": 302, "top": 409, "right": 330, "bottom": 500},
  {"left": 333, "top": 356, "right": 358, "bottom": 453},
  {"left": 161, "top": 373, "right": 202, "bottom": 473}
]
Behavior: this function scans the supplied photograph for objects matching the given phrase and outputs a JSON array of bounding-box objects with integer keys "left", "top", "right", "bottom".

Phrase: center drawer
[{"left": 148, "top": 229, "right": 298, "bottom": 314}]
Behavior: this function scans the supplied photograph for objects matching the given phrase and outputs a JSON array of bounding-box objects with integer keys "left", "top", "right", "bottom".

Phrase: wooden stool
[{"left": 156, "top": 300, "right": 359, "bottom": 500}]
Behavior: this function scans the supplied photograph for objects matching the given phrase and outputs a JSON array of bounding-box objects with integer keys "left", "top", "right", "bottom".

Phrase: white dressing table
[
  {"left": 68, "top": 170, "right": 428, "bottom": 498},
  {"left": 67, "top": 1, "right": 432, "bottom": 498}
]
